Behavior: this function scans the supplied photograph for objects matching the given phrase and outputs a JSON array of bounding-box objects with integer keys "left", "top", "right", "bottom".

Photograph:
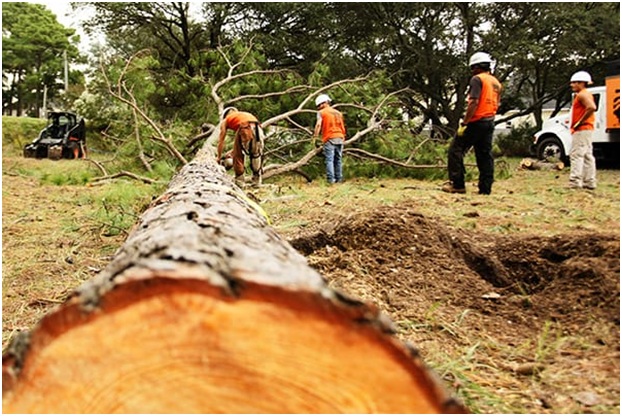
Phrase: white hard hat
[
  {"left": 469, "top": 52, "right": 493, "bottom": 67},
  {"left": 220, "top": 153, "right": 233, "bottom": 170},
  {"left": 222, "top": 156, "right": 233, "bottom": 170},
  {"left": 222, "top": 107, "right": 238, "bottom": 119},
  {"left": 315, "top": 94, "right": 331, "bottom": 107},
  {"left": 570, "top": 71, "right": 593, "bottom": 84}
]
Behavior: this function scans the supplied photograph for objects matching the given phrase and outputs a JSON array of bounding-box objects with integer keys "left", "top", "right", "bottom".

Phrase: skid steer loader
[{"left": 23, "top": 111, "right": 86, "bottom": 160}]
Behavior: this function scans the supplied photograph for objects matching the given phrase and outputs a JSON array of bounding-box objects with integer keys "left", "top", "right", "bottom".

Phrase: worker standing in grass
[
  {"left": 217, "top": 107, "right": 265, "bottom": 187},
  {"left": 443, "top": 52, "right": 502, "bottom": 195},
  {"left": 313, "top": 94, "right": 346, "bottom": 184},
  {"left": 568, "top": 71, "right": 597, "bottom": 190}
]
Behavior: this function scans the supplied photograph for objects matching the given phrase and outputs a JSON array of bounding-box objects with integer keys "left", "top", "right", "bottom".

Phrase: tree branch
[
  {"left": 91, "top": 170, "right": 161, "bottom": 185},
  {"left": 344, "top": 148, "right": 453, "bottom": 169},
  {"left": 101, "top": 51, "right": 188, "bottom": 165}
]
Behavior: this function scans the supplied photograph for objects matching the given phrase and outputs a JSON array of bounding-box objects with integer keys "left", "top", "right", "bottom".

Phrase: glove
[
  {"left": 457, "top": 125, "right": 466, "bottom": 137},
  {"left": 312, "top": 137, "right": 321, "bottom": 148}
]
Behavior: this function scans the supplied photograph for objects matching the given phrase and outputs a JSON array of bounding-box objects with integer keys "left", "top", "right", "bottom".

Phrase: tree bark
[
  {"left": 519, "top": 158, "right": 565, "bottom": 171},
  {"left": 2, "top": 131, "right": 467, "bottom": 414}
]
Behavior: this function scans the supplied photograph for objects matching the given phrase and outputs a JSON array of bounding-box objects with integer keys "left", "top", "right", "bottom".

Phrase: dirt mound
[{"left": 290, "top": 202, "right": 620, "bottom": 334}]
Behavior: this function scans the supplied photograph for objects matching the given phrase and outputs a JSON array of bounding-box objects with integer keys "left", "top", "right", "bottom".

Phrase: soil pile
[{"left": 290, "top": 201, "right": 620, "bottom": 343}]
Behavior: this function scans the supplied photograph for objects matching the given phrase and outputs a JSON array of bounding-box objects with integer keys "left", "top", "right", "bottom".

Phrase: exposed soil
[{"left": 287, "top": 201, "right": 620, "bottom": 413}]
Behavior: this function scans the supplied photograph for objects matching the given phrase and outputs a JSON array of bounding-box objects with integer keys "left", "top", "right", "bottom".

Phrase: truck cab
[{"left": 531, "top": 85, "right": 620, "bottom": 164}]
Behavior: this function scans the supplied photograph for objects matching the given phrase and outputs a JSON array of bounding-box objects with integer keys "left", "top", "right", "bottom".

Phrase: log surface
[{"left": 519, "top": 158, "right": 565, "bottom": 171}]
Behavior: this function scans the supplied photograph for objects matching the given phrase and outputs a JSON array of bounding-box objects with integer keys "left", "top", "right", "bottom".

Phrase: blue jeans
[{"left": 323, "top": 139, "right": 343, "bottom": 183}]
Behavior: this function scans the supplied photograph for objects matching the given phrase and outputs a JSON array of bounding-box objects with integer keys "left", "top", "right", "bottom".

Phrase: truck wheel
[{"left": 536, "top": 136, "right": 566, "bottom": 163}]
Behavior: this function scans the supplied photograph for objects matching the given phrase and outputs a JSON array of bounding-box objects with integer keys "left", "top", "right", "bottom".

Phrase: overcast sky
[
  {"left": 30, "top": 1, "right": 96, "bottom": 52},
  {"left": 31, "top": 1, "right": 75, "bottom": 27}
]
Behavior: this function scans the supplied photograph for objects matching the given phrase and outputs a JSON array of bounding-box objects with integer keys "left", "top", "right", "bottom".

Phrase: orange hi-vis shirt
[
  {"left": 470, "top": 73, "right": 502, "bottom": 122},
  {"left": 225, "top": 112, "right": 259, "bottom": 131},
  {"left": 318, "top": 107, "right": 346, "bottom": 142},
  {"left": 571, "top": 92, "right": 595, "bottom": 132}
]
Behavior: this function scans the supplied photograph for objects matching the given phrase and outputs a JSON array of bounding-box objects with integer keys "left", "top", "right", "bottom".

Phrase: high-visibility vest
[
  {"left": 471, "top": 73, "right": 502, "bottom": 122},
  {"left": 571, "top": 92, "right": 595, "bottom": 132},
  {"left": 226, "top": 112, "right": 259, "bottom": 131},
  {"left": 318, "top": 107, "right": 346, "bottom": 142}
]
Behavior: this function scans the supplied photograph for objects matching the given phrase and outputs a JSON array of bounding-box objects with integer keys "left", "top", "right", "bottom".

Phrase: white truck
[{"left": 531, "top": 62, "right": 620, "bottom": 164}]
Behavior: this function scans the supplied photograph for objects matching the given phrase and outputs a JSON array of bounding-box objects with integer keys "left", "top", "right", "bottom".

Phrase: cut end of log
[
  {"left": 519, "top": 158, "right": 565, "bottom": 171},
  {"left": 2, "top": 277, "right": 465, "bottom": 414}
]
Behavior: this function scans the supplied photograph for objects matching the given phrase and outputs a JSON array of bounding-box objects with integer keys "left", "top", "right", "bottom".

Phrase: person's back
[
  {"left": 471, "top": 72, "right": 501, "bottom": 122},
  {"left": 318, "top": 107, "right": 345, "bottom": 142},
  {"left": 225, "top": 111, "right": 259, "bottom": 131}
]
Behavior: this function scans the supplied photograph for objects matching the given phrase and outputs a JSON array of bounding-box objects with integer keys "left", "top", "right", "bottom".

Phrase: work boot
[
  {"left": 251, "top": 175, "right": 262, "bottom": 188},
  {"left": 441, "top": 182, "right": 466, "bottom": 194}
]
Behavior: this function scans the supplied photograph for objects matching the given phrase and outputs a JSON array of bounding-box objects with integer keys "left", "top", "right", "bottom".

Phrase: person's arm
[
  {"left": 217, "top": 120, "right": 227, "bottom": 160},
  {"left": 462, "top": 99, "right": 479, "bottom": 126},
  {"left": 573, "top": 90, "right": 597, "bottom": 129},
  {"left": 462, "top": 77, "right": 481, "bottom": 126},
  {"left": 312, "top": 113, "right": 322, "bottom": 146}
]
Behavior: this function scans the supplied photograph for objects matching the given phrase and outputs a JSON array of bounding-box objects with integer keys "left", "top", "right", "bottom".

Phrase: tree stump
[{"left": 2, "top": 137, "right": 467, "bottom": 414}]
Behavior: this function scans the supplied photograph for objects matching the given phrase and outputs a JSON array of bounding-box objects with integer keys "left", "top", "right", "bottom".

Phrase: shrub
[
  {"left": 2, "top": 116, "right": 46, "bottom": 152},
  {"left": 495, "top": 122, "right": 537, "bottom": 158}
]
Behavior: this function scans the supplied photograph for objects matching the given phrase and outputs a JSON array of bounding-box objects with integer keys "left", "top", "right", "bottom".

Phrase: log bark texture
[
  {"left": 2, "top": 137, "right": 467, "bottom": 414},
  {"left": 519, "top": 158, "right": 565, "bottom": 171}
]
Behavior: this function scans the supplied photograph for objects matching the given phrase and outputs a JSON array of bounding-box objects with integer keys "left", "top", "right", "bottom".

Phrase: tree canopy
[{"left": 73, "top": 2, "right": 619, "bottom": 127}]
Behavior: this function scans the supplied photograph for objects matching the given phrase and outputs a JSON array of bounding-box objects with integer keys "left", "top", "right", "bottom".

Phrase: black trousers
[{"left": 447, "top": 120, "right": 495, "bottom": 194}]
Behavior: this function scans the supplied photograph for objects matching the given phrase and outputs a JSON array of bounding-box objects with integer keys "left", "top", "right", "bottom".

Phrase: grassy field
[
  {"left": 2, "top": 144, "right": 620, "bottom": 413},
  {"left": 255, "top": 164, "right": 620, "bottom": 239}
]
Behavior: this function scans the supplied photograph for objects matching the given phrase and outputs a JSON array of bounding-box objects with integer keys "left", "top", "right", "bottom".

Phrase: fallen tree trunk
[{"left": 2, "top": 132, "right": 466, "bottom": 414}]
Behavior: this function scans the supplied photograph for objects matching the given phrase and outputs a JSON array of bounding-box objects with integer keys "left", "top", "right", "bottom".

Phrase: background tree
[
  {"left": 79, "top": 2, "right": 244, "bottom": 122},
  {"left": 77, "top": 2, "right": 619, "bottom": 132},
  {"left": 484, "top": 2, "right": 621, "bottom": 129},
  {"left": 28, "top": 2, "right": 618, "bottom": 181},
  {"left": 326, "top": 3, "right": 476, "bottom": 133},
  {"left": 2, "top": 2, "right": 83, "bottom": 116}
]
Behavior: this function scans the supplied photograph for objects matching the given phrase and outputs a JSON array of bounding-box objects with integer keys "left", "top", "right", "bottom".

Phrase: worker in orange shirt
[
  {"left": 313, "top": 94, "right": 346, "bottom": 184},
  {"left": 217, "top": 107, "right": 265, "bottom": 187},
  {"left": 568, "top": 71, "right": 597, "bottom": 190},
  {"left": 443, "top": 52, "right": 502, "bottom": 195}
]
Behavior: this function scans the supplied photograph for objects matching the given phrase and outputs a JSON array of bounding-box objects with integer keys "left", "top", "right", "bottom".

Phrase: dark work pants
[{"left": 447, "top": 120, "right": 495, "bottom": 194}]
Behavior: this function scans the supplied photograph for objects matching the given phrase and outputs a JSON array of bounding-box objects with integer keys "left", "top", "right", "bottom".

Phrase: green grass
[
  {"left": 2, "top": 115, "right": 46, "bottom": 149},
  {"left": 92, "top": 182, "right": 158, "bottom": 236},
  {"left": 260, "top": 160, "right": 619, "bottom": 238}
]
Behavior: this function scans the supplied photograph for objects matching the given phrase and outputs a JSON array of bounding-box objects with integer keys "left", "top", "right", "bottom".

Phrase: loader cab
[{"left": 44, "top": 112, "right": 79, "bottom": 139}]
